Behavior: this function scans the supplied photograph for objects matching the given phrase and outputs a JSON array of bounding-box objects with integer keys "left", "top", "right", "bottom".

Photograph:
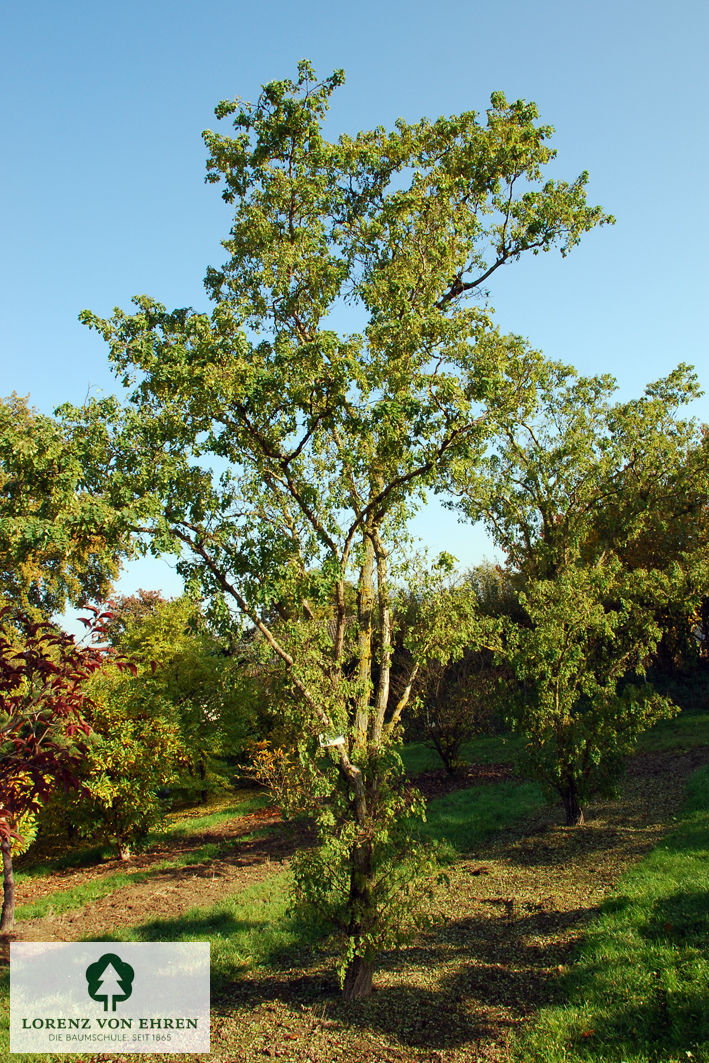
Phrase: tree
[
  {"left": 0, "top": 394, "right": 131, "bottom": 617},
  {"left": 0, "top": 609, "right": 112, "bottom": 931},
  {"left": 401, "top": 565, "right": 517, "bottom": 774},
  {"left": 105, "top": 593, "right": 254, "bottom": 801},
  {"left": 57, "top": 594, "right": 261, "bottom": 859},
  {"left": 453, "top": 362, "right": 709, "bottom": 824},
  {"left": 74, "top": 62, "right": 610, "bottom": 997},
  {"left": 102, "top": 588, "right": 167, "bottom": 644},
  {"left": 72, "top": 661, "right": 187, "bottom": 860}
]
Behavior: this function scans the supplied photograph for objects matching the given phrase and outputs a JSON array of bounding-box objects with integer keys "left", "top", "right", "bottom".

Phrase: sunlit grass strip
[
  {"left": 17, "top": 790, "right": 272, "bottom": 881},
  {"left": 420, "top": 778, "right": 545, "bottom": 857},
  {"left": 513, "top": 764, "right": 709, "bottom": 1062},
  {"left": 15, "top": 835, "right": 279, "bottom": 921},
  {"left": 92, "top": 871, "right": 311, "bottom": 982},
  {"left": 400, "top": 733, "right": 524, "bottom": 775},
  {"left": 636, "top": 709, "right": 709, "bottom": 753},
  {"left": 162, "top": 791, "right": 272, "bottom": 837}
]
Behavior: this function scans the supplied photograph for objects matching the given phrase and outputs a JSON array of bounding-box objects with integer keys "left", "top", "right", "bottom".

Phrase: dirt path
[{"left": 10, "top": 805, "right": 308, "bottom": 943}]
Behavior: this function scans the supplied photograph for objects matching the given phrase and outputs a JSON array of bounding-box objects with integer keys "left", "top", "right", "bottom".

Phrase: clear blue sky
[{"left": 2, "top": 0, "right": 708, "bottom": 601}]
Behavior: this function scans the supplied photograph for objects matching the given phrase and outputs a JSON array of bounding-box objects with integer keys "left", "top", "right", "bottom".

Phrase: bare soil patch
[
  {"left": 8, "top": 806, "right": 311, "bottom": 944},
  {"left": 413, "top": 762, "right": 515, "bottom": 801}
]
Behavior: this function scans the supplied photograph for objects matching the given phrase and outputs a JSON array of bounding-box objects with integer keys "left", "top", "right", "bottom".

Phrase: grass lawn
[
  {"left": 2, "top": 710, "right": 708, "bottom": 1062},
  {"left": 400, "top": 732, "right": 523, "bottom": 775},
  {"left": 636, "top": 708, "right": 709, "bottom": 753},
  {"left": 512, "top": 764, "right": 709, "bottom": 1062},
  {"left": 420, "top": 778, "right": 545, "bottom": 858}
]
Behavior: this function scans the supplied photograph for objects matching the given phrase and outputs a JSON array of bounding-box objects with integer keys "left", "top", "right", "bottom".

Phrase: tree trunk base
[
  {"left": 342, "top": 955, "right": 374, "bottom": 1001},
  {"left": 561, "top": 791, "right": 585, "bottom": 826},
  {"left": 565, "top": 808, "right": 585, "bottom": 826}
]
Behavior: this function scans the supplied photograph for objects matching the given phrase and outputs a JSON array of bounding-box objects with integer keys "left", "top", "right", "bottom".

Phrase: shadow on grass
[
  {"left": 640, "top": 886, "right": 709, "bottom": 949},
  {"left": 17, "top": 842, "right": 113, "bottom": 878},
  {"left": 513, "top": 765, "right": 709, "bottom": 1062},
  {"left": 91, "top": 871, "right": 598, "bottom": 1053},
  {"left": 208, "top": 899, "right": 597, "bottom": 1052},
  {"left": 16, "top": 792, "right": 274, "bottom": 881},
  {"left": 533, "top": 902, "right": 709, "bottom": 1061},
  {"left": 420, "top": 779, "right": 545, "bottom": 856}
]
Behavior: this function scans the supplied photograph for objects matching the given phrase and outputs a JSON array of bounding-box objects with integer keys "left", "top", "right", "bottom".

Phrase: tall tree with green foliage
[
  {"left": 454, "top": 363, "right": 708, "bottom": 824},
  {"left": 74, "top": 62, "right": 610, "bottom": 997}
]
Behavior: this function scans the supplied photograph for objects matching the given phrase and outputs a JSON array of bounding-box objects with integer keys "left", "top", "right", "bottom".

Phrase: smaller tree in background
[
  {"left": 0, "top": 609, "right": 112, "bottom": 931},
  {"left": 73, "top": 664, "right": 187, "bottom": 860},
  {"left": 105, "top": 593, "right": 256, "bottom": 801},
  {"left": 401, "top": 565, "right": 518, "bottom": 774},
  {"left": 505, "top": 561, "right": 677, "bottom": 824},
  {"left": 61, "top": 592, "right": 256, "bottom": 859},
  {"left": 453, "top": 364, "right": 709, "bottom": 824},
  {"left": 417, "top": 645, "right": 511, "bottom": 774}
]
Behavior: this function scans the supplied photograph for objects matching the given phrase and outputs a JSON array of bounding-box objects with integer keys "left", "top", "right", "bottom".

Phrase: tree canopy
[{"left": 0, "top": 394, "right": 130, "bottom": 617}]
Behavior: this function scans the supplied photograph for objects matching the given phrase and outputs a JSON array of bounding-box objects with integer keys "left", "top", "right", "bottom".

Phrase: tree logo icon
[{"left": 85, "top": 953, "right": 135, "bottom": 1012}]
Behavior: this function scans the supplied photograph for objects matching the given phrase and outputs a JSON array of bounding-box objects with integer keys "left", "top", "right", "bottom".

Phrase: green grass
[
  {"left": 82, "top": 871, "right": 331, "bottom": 999},
  {"left": 421, "top": 778, "right": 545, "bottom": 858},
  {"left": 636, "top": 709, "right": 709, "bottom": 753},
  {"left": 401, "top": 733, "right": 523, "bottom": 775},
  {"left": 162, "top": 790, "right": 271, "bottom": 837},
  {"left": 16, "top": 788, "right": 271, "bottom": 880},
  {"left": 0, "top": 868, "right": 329, "bottom": 1063},
  {"left": 401, "top": 710, "right": 709, "bottom": 776},
  {"left": 513, "top": 764, "right": 709, "bottom": 1062},
  {"left": 465, "top": 732, "right": 524, "bottom": 763}
]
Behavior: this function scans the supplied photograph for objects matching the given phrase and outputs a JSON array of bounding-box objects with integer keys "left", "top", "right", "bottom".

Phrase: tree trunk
[
  {"left": 342, "top": 954, "right": 374, "bottom": 1001},
  {"left": 342, "top": 837, "right": 376, "bottom": 1001},
  {"left": 117, "top": 839, "right": 132, "bottom": 861},
  {"left": 1, "top": 836, "right": 16, "bottom": 933},
  {"left": 561, "top": 782, "right": 585, "bottom": 826},
  {"left": 355, "top": 533, "right": 375, "bottom": 746},
  {"left": 199, "top": 759, "right": 208, "bottom": 805}
]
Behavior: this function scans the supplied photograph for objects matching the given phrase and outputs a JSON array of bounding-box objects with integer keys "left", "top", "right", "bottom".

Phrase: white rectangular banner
[{"left": 10, "top": 942, "right": 210, "bottom": 1054}]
